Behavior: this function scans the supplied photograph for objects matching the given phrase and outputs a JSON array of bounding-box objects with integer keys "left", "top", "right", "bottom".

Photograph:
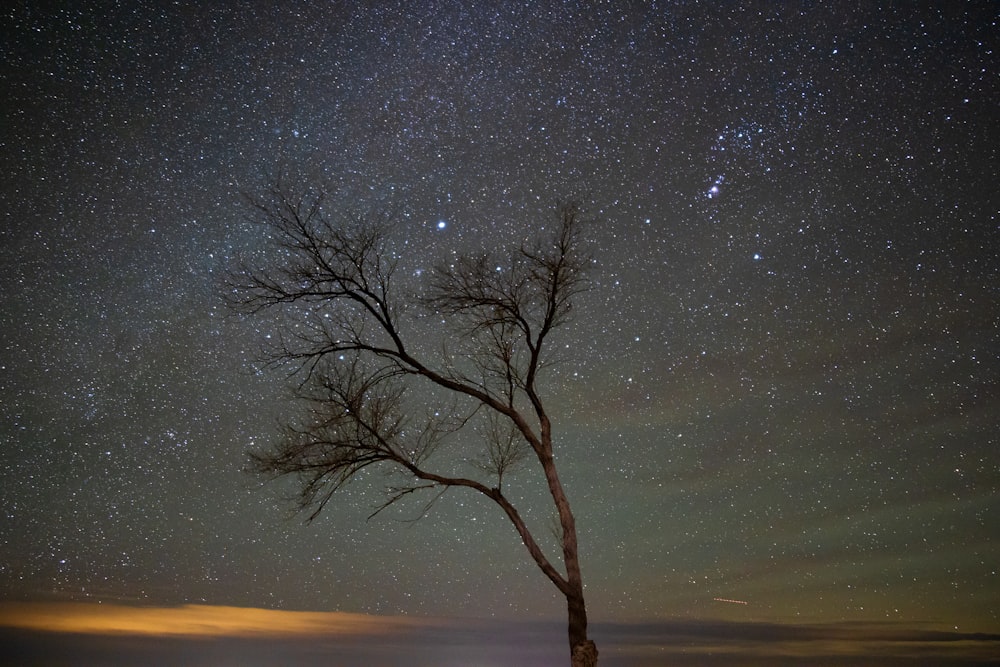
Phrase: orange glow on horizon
[{"left": 0, "top": 601, "right": 432, "bottom": 638}]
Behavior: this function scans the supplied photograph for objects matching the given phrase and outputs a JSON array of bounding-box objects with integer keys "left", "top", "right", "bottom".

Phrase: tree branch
[{"left": 232, "top": 188, "right": 589, "bottom": 607}]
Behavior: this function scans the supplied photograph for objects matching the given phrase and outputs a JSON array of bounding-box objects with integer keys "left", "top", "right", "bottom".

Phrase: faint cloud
[{"left": 0, "top": 602, "right": 432, "bottom": 639}]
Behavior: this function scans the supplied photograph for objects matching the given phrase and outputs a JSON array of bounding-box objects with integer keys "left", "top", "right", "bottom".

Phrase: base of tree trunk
[{"left": 572, "top": 640, "right": 598, "bottom": 667}]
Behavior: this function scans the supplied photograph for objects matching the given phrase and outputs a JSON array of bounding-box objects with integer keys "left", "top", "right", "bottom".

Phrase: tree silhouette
[{"left": 229, "top": 181, "right": 598, "bottom": 666}]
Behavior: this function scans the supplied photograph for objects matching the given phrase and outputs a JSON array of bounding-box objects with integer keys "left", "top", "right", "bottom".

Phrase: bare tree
[{"left": 229, "top": 181, "right": 598, "bottom": 666}]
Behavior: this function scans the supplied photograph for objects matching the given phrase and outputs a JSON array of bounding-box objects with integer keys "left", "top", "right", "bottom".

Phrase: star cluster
[{"left": 1, "top": 0, "right": 998, "bottom": 638}]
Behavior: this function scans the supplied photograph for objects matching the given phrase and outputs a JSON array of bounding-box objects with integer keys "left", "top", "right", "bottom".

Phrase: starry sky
[{"left": 2, "top": 1, "right": 999, "bottom": 664}]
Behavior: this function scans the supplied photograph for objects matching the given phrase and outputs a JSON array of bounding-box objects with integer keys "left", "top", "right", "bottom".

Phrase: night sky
[{"left": 2, "top": 1, "right": 999, "bottom": 664}]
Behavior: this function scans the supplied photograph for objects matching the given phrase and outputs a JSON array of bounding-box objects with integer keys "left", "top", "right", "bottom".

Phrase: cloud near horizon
[{"left": 0, "top": 601, "right": 432, "bottom": 639}]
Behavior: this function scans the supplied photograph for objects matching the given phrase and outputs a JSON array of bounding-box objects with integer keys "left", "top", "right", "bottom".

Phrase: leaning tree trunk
[
  {"left": 568, "top": 589, "right": 598, "bottom": 667},
  {"left": 555, "top": 476, "right": 597, "bottom": 666},
  {"left": 538, "top": 424, "right": 598, "bottom": 667}
]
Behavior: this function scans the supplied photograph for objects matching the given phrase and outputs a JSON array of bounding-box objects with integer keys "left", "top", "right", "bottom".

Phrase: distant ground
[{"left": 2, "top": 616, "right": 998, "bottom": 667}]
